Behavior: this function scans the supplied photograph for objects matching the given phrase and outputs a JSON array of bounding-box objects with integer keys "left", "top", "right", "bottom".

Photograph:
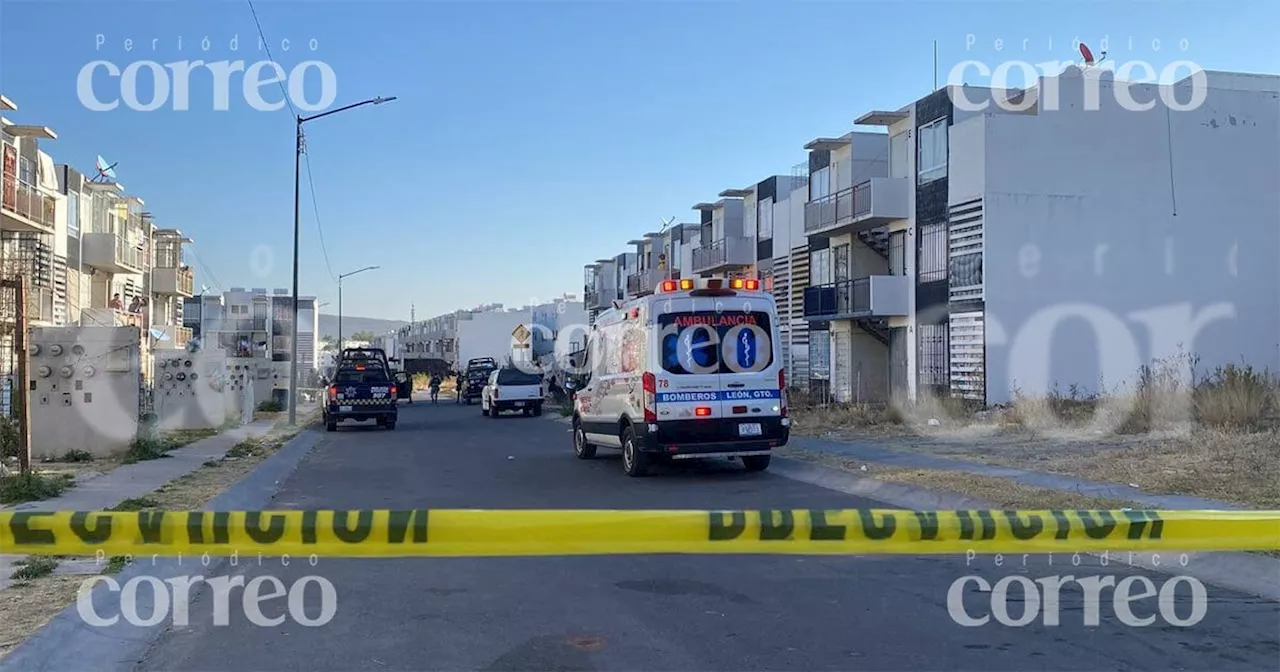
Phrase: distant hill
[{"left": 317, "top": 314, "right": 407, "bottom": 341}]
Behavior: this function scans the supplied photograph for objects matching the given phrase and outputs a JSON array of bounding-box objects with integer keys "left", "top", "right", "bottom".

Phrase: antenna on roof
[
  {"left": 659, "top": 216, "right": 675, "bottom": 233},
  {"left": 91, "top": 155, "right": 118, "bottom": 183}
]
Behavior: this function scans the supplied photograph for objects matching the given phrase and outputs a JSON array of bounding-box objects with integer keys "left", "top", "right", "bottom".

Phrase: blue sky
[{"left": 1, "top": 0, "right": 1275, "bottom": 320}]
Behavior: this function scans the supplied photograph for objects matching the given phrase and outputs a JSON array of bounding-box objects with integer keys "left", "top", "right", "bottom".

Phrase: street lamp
[
  {"left": 289, "top": 95, "right": 397, "bottom": 426},
  {"left": 337, "top": 266, "right": 379, "bottom": 352}
]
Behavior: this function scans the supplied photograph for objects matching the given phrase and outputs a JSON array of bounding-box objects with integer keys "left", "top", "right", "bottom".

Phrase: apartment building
[
  {"left": 690, "top": 197, "right": 751, "bottom": 279},
  {"left": 720, "top": 173, "right": 811, "bottom": 390},
  {"left": 623, "top": 223, "right": 702, "bottom": 298},
  {"left": 583, "top": 251, "right": 636, "bottom": 322},
  {"left": 800, "top": 131, "right": 909, "bottom": 403},
  {"left": 825, "top": 66, "right": 1280, "bottom": 405},
  {"left": 183, "top": 288, "right": 319, "bottom": 370},
  {"left": 395, "top": 298, "right": 588, "bottom": 373}
]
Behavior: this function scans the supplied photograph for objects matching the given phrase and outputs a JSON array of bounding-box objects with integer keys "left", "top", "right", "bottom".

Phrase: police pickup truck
[{"left": 323, "top": 348, "right": 407, "bottom": 431}]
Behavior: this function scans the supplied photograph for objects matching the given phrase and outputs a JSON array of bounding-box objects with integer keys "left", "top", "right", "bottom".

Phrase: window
[
  {"left": 917, "top": 118, "right": 948, "bottom": 184},
  {"left": 888, "top": 231, "right": 906, "bottom": 275},
  {"left": 66, "top": 192, "right": 80, "bottom": 237},
  {"left": 17, "top": 157, "right": 35, "bottom": 186},
  {"left": 658, "top": 311, "right": 774, "bottom": 375},
  {"left": 918, "top": 323, "right": 949, "bottom": 387},
  {"left": 918, "top": 223, "right": 947, "bottom": 284},
  {"left": 810, "top": 248, "right": 833, "bottom": 285},
  {"left": 810, "top": 167, "right": 831, "bottom": 201},
  {"left": 756, "top": 198, "right": 773, "bottom": 240},
  {"left": 890, "top": 132, "right": 910, "bottom": 179},
  {"left": 497, "top": 368, "right": 542, "bottom": 386}
]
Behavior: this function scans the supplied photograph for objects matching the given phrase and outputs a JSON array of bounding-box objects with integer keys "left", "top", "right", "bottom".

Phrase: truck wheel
[
  {"left": 326, "top": 420, "right": 337, "bottom": 432},
  {"left": 465, "top": 397, "right": 472, "bottom": 406},
  {"left": 386, "top": 418, "right": 397, "bottom": 430},
  {"left": 573, "top": 419, "right": 597, "bottom": 459},
  {"left": 742, "top": 455, "right": 771, "bottom": 472},
  {"left": 533, "top": 403, "right": 543, "bottom": 417},
  {"left": 621, "top": 426, "right": 650, "bottom": 477},
  {"left": 522, "top": 406, "right": 532, "bottom": 417}
]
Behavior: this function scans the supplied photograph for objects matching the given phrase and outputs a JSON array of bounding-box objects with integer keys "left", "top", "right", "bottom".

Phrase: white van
[{"left": 571, "top": 277, "right": 790, "bottom": 476}]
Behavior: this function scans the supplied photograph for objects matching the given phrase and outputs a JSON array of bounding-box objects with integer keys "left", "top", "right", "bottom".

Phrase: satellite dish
[
  {"left": 1078, "top": 43, "right": 1106, "bottom": 67},
  {"left": 92, "top": 155, "right": 119, "bottom": 182},
  {"left": 149, "top": 328, "right": 170, "bottom": 341}
]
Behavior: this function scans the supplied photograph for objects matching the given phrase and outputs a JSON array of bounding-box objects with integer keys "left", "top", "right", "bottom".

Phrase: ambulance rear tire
[
  {"left": 621, "top": 426, "right": 650, "bottom": 477},
  {"left": 742, "top": 454, "right": 771, "bottom": 472}
]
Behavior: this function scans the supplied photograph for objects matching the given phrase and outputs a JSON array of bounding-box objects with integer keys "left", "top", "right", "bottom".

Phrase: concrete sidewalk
[{"left": 0, "top": 409, "right": 312, "bottom": 590}]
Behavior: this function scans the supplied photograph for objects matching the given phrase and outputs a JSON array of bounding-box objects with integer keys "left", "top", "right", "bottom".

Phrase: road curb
[
  {"left": 0, "top": 428, "right": 325, "bottom": 672},
  {"left": 771, "top": 457, "right": 1280, "bottom": 602}
]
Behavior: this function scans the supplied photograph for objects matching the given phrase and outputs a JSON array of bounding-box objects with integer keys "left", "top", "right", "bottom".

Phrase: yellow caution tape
[{"left": 1, "top": 509, "right": 1277, "bottom": 557}]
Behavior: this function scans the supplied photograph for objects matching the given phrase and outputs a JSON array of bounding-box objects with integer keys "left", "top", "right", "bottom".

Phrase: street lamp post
[
  {"left": 289, "top": 96, "right": 397, "bottom": 426},
  {"left": 337, "top": 266, "right": 379, "bottom": 352}
]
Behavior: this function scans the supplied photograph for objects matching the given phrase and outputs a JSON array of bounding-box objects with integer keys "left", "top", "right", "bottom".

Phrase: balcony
[
  {"left": 152, "top": 265, "right": 195, "bottom": 296},
  {"left": 803, "top": 276, "right": 910, "bottom": 320},
  {"left": 625, "top": 268, "right": 671, "bottom": 297},
  {"left": 804, "top": 177, "right": 909, "bottom": 237},
  {"left": 151, "top": 324, "right": 193, "bottom": 349},
  {"left": 585, "top": 288, "right": 614, "bottom": 311},
  {"left": 0, "top": 181, "right": 57, "bottom": 234},
  {"left": 692, "top": 236, "right": 754, "bottom": 275},
  {"left": 81, "top": 307, "right": 146, "bottom": 330},
  {"left": 82, "top": 231, "right": 145, "bottom": 273}
]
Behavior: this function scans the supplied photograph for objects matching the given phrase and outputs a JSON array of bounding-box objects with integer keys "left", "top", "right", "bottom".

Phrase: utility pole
[{"left": 4, "top": 276, "right": 32, "bottom": 473}]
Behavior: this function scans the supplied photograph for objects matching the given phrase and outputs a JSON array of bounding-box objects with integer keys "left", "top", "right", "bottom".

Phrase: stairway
[
  {"left": 856, "top": 226, "right": 891, "bottom": 260},
  {"left": 855, "top": 317, "right": 890, "bottom": 346}
]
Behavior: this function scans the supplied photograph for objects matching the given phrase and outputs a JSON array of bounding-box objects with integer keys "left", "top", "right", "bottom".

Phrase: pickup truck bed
[{"left": 483, "top": 369, "right": 545, "bottom": 417}]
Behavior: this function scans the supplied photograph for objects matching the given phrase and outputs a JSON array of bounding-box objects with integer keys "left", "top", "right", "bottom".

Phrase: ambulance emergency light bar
[{"left": 658, "top": 277, "right": 761, "bottom": 293}]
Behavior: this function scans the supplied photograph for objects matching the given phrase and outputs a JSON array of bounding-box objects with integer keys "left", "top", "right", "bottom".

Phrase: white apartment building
[
  {"left": 800, "top": 130, "right": 907, "bottom": 403},
  {"left": 690, "top": 197, "right": 751, "bottom": 278},
  {"left": 720, "top": 174, "right": 811, "bottom": 390},
  {"left": 183, "top": 288, "right": 319, "bottom": 372},
  {"left": 394, "top": 298, "right": 588, "bottom": 373},
  {"left": 622, "top": 223, "right": 702, "bottom": 299},
  {"left": 811, "top": 66, "right": 1280, "bottom": 405},
  {"left": 584, "top": 251, "right": 636, "bottom": 322}
]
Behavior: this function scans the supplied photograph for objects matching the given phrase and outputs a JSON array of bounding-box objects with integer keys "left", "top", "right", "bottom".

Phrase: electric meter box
[
  {"left": 153, "top": 349, "right": 230, "bottom": 431},
  {"left": 29, "top": 326, "right": 141, "bottom": 460}
]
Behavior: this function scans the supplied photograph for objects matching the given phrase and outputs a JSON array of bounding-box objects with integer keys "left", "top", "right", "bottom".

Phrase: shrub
[
  {"left": 0, "top": 471, "right": 74, "bottom": 504},
  {"left": 1194, "top": 363, "right": 1275, "bottom": 429},
  {"left": 0, "top": 414, "right": 20, "bottom": 460},
  {"left": 256, "top": 400, "right": 284, "bottom": 413}
]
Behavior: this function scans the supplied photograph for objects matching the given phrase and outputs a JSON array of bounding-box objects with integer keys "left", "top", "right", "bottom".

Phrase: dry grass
[
  {"left": 871, "top": 467, "right": 1146, "bottom": 510},
  {"left": 785, "top": 356, "right": 1280, "bottom": 510},
  {"left": 0, "top": 575, "right": 87, "bottom": 658},
  {"left": 0, "top": 413, "right": 317, "bottom": 662}
]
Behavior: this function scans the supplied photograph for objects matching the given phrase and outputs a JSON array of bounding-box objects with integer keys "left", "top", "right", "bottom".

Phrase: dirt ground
[{"left": 790, "top": 406, "right": 1280, "bottom": 510}]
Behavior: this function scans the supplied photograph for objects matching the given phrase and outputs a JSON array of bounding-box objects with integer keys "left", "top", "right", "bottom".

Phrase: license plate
[
  {"left": 738, "top": 423, "right": 762, "bottom": 437},
  {"left": 514, "top": 401, "right": 525, "bottom": 407},
  {"left": 339, "top": 405, "right": 352, "bottom": 413}
]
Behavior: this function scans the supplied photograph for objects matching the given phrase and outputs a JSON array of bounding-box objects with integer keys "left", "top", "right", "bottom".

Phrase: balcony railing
[
  {"left": 82, "top": 231, "right": 145, "bottom": 273},
  {"left": 802, "top": 276, "right": 910, "bottom": 319},
  {"left": 692, "top": 236, "right": 754, "bottom": 274},
  {"left": 625, "top": 268, "right": 669, "bottom": 296},
  {"left": 0, "top": 181, "right": 57, "bottom": 232},
  {"left": 804, "top": 178, "right": 910, "bottom": 235}
]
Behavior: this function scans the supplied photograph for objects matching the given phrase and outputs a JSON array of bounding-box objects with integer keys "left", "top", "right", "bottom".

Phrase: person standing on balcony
[{"left": 109, "top": 293, "right": 123, "bottom": 310}]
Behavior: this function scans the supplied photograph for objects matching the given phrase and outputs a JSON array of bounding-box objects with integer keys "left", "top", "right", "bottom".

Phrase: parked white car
[{"left": 482, "top": 367, "right": 545, "bottom": 417}]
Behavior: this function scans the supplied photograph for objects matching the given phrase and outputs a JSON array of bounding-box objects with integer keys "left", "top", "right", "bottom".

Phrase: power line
[
  {"left": 245, "top": 0, "right": 297, "bottom": 119},
  {"left": 302, "top": 150, "right": 338, "bottom": 283}
]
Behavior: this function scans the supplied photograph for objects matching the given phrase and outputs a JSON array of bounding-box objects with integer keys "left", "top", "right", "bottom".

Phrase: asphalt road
[{"left": 136, "top": 401, "right": 1280, "bottom": 671}]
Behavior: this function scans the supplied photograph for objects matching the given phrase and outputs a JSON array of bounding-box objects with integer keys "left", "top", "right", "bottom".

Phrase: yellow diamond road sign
[{"left": 512, "top": 324, "right": 531, "bottom": 345}]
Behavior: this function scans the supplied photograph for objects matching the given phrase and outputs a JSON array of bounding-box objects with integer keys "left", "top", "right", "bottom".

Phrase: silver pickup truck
[{"left": 481, "top": 367, "right": 544, "bottom": 417}]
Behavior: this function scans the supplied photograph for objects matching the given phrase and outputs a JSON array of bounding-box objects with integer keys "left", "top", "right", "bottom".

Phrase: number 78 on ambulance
[{"left": 571, "top": 277, "right": 790, "bottom": 477}]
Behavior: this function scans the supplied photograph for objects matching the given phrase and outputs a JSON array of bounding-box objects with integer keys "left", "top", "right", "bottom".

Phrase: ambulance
[{"left": 571, "top": 277, "right": 790, "bottom": 476}]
